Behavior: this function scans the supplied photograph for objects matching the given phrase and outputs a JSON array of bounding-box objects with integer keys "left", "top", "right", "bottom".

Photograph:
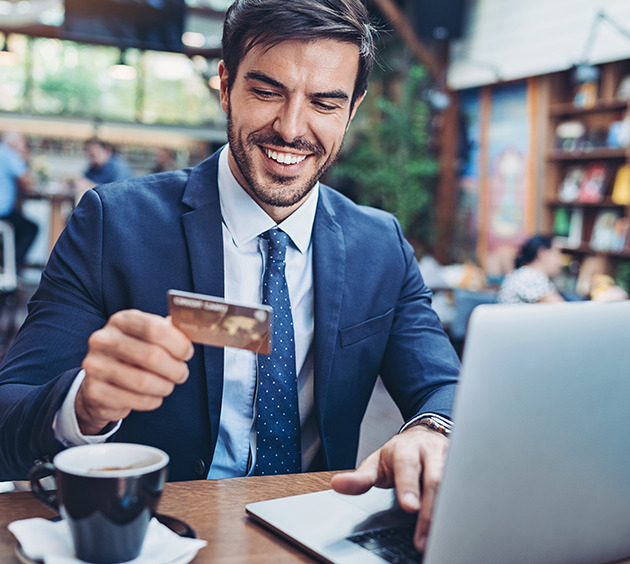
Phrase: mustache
[{"left": 248, "top": 132, "right": 325, "bottom": 156}]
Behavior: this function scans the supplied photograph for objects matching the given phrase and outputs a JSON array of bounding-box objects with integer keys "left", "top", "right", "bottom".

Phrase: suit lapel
[
  {"left": 181, "top": 153, "right": 225, "bottom": 458},
  {"left": 312, "top": 188, "right": 345, "bottom": 451}
]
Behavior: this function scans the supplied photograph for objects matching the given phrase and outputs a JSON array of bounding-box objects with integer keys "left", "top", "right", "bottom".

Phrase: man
[
  {"left": 73, "top": 137, "right": 133, "bottom": 195},
  {"left": 0, "top": 0, "right": 460, "bottom": 552},
  {"left": 152, "top": 147, "right": 177, "bottom": 174},
  {"left": 0, "top": 131, "right": 38, "bottom": 267}
]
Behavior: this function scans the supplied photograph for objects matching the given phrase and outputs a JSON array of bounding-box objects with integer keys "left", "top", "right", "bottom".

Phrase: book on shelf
[
  {"left": 554, "top": 120, "right": 585, "bottom": 151},
  {"left": 553, "top": 207, "right": 570, "bottom": 238},
  {"left": 554, "top": 207, "right": 583, "bottom": 248},
  {"left": 554, "top": 120, "right": 628, "bottom": 153},
  {"left": 611, "top": 164, "right": 630, "bottom": 205},
  {"left": 573, "top": 81, "right": 598, "bottom": 109},
  {"left": 590, "top": 209, "right": 624, "bottom": 252},
  {"left": 607, "top": 119, "right": 630, "bottom": 148},
  {"left": 612, "top": 217, "right": 630, "bottom": 253},
  {"left": 581, "top": 128, "right": 609, "bottom": 150},
  {"left": 617, "top": 75, "right": 630, "bottom": 100},
  {"left": 557, "top": 166, "right": 584, "bottom": 202},
  {"left": 577, "top": 163, "right": 608, "bottom": 203}
]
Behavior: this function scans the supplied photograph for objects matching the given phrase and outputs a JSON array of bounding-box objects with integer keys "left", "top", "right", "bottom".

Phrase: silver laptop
[{"left": 246, "top": 301, "right": 630, "bottom": 564}]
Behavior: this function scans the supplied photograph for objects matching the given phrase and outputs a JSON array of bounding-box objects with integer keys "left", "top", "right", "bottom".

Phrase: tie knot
[{"left": 262, "top": 228, "right": 289, "bottom": 262}]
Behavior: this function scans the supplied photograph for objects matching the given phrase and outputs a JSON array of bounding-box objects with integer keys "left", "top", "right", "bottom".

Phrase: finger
[
  {"left": 109, "top": 310, "right": 194, "bottom": 361},
  {"left": 78, "top": 369, "right": 167, "bottom": 422},
  {"left": 414, "top": 454, "right": 443, "bottom": 552},
  {"left": 87, "top": 326, "right": 190, "bottom": 385},
  {"left": 82, "top": 349, "right": 179, "bottom": 399},
  {"left": 390, "top": 445, "right": 422, "bottom": 513},
  {"left": 331, "top": 451, "right": 382, "bottom": 495},
  {"left": 76, "top": 362, "right": 170, "bottom": 435}
]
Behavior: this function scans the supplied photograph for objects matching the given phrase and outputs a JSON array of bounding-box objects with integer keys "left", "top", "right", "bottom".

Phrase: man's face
[
  {"left": 86, "top": 142, "right": 111, "bottom": 168},
  {"left": 219, "top": 39, "right": 364, "bottom": 221}
]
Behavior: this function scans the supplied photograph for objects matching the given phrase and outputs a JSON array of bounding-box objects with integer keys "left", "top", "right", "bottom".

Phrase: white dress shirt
[
  {"left": 210, "top": 146, "right": 319, "bottom": 477},
  {"left": 54, "top": 146, "right": 321, "bottom": 477}
]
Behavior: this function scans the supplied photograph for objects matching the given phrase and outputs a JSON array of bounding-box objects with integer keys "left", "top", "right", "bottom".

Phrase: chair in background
[
  {"left": 449, "top": 288, "right": 497, "bottom": 358},
  {"left": 0, "top": 221, "right": 17, "bottom": 292},
  {"left": 0, "top": 220, "right": 19, "bottom": 359}
]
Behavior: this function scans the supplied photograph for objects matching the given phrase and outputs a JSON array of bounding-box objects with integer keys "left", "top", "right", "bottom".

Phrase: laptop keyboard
[{"left": 346, "top": 525, "right": 423, "bottom": 563}]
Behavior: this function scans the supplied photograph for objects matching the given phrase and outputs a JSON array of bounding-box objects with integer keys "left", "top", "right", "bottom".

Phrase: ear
[
  {"left": 218, "top": 60, "right": 230, "bottom": 114},
  {"left": 347, "top": 91, "right": 366, "bottom": 127},
  {"left": 349, "top": 91, "right": 366, "bottom": 120}
]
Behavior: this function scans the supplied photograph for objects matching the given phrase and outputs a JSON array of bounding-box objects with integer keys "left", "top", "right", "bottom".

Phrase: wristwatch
[{"left": 415, "top": 414, "right": 452, "bottom": 438}]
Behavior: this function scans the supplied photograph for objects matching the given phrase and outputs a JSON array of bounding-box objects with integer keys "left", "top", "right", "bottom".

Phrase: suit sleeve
[
  {"left": 0, "top": 190, "right": 109, "bottom": 479},
  {"left": 378, "top": 218, "right": 460, "bottom": 423}
]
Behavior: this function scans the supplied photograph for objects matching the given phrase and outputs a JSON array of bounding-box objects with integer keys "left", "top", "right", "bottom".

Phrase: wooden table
[
  {"left": 4, "top": 473, "right": 630, "bottom": 564},
  {"left": 0, "top": 472, "right": 337, "bottom": 563},
  {"left": 23, "top": 191, "right": 75, "bottom": 256}
]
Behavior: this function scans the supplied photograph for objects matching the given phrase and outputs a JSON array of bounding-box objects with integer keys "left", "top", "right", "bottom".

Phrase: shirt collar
[{"left": 217, "top": 145, "right": 318, "bottom": 254}]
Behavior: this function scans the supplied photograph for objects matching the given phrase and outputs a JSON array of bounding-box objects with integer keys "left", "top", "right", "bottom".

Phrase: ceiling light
[
  {"left": 109, "top": 50, "right": 137, "bottom": 80},
  {"left": 0, "top": 34, "right": 18, "bottom": 66},
  {"left": 182, "top": 31, "right": 206, "bottom": 48}
]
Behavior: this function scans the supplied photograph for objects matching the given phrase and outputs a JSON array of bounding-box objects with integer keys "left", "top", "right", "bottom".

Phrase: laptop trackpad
[{"left": 247, "top": 488, "right": 419, "bottom": 563}]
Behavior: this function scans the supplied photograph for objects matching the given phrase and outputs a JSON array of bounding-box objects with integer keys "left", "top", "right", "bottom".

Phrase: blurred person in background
[
  {"left": 0, "top": 131, "right": 39, "bottom": 268},
  {"left": 73, "top": 138, "right": 133, "bottom": 197},
  {"left": 152, "top": 147, "right": 176, "bottom": 174},
  {"left": 498, "top": 234, "right": 627, "bottom": 303}
]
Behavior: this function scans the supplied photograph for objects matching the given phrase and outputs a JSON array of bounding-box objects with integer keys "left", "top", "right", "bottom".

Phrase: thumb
[{"left": 330, "top": 451, "right": 381, "bottom": 495}]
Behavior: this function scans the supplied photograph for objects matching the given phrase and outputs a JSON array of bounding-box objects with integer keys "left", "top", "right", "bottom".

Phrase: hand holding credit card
[{"left": 168, "top": 290, "right": 272, "bottom": 354}]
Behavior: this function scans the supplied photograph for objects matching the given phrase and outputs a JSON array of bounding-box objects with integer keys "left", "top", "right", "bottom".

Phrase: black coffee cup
[{"left": 29, "top": 443, "right": 169, "bottom": 564}]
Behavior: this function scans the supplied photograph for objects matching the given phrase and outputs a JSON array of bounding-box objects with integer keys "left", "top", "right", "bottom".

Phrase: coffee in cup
[{"left": 29, "top": 442, "right": 169, "bottom": 563}]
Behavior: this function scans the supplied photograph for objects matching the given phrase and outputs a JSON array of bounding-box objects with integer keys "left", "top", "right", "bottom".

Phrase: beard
[{"left": 226, "top": 102, "right": 345, "bottom": 208}]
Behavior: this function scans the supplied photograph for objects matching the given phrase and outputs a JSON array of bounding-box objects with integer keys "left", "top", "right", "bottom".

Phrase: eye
[
  {"left": 313, "top": 100, "right": 338, "bottom": 112},
  {"left": 253, "top": 88, "right": 280, "bottom": 99}
]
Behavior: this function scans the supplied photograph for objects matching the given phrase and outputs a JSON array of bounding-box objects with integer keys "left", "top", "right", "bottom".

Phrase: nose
[{"left": 272, "top": 98, "right": 308, "bottom": 143}]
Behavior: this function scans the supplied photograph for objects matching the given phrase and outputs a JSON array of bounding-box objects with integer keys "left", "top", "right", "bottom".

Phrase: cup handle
[{"left": 28, "top": 460, "right": 59, "bottom": 512}]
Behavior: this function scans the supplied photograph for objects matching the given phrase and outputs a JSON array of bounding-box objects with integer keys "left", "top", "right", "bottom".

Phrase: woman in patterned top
[{"left": 497, "top": 235, "right": 565, "bottom": 304}]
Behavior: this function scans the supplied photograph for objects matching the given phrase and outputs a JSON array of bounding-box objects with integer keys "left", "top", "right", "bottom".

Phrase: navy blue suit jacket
[{"left": 0, "top": 150, "right": 460, "bottom": 481}]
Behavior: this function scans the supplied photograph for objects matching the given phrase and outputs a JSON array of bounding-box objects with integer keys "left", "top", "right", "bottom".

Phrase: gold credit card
[{"left": 168, "top": 289, "right": 272, "bottom": 354}]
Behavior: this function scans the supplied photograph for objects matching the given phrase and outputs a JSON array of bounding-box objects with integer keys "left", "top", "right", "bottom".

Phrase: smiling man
[
  {"left": 221, "top": 38, "right": 362, "bottom": 221},
  {"left": 0, "top": 0, "right": 460, "bottom": 553}
]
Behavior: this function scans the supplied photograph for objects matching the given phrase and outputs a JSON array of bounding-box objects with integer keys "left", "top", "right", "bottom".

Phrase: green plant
[
  {"left": 330, "top": 64, "right": 439, "bottom": 245},
  {"left": 37, "top": 70, "right": 102, "bottom": 115}
]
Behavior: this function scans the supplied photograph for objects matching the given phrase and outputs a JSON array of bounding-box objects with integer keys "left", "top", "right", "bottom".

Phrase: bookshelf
[{"left": 543, "top": 60, "right": 630, "bottom": 282}]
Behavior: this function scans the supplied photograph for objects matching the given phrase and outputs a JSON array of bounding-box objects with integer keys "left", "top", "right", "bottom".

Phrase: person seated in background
[
  {"left": 152, "top": 147, "right": 176, "bottom": 174},
  {"left": 73, "top": 138, "right": 133, "bottom": 197},
  {"left": 0, "top": 132, "right": 39, "bottom": 268},
  {"left": 498, "top": 234, "right": 627, "bottom": 303}
]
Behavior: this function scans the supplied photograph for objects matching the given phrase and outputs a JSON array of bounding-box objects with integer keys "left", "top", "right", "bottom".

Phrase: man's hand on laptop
[{"left": 330, "top": 424, "right": 449, "bottom": 553}]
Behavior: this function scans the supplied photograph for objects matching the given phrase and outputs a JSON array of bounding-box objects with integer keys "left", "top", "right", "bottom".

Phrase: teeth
[{"left": 265, "top": 149, "right": 307, "bottom": 165}]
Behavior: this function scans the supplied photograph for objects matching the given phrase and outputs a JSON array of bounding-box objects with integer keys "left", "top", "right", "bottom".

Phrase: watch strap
[{"left": 415, "top": 414, "right": 452, "bottom": 438}]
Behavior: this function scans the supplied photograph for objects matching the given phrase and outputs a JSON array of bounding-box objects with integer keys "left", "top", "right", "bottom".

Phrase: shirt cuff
[
  {"left": 52, "top": 370, "right": 121, "bottom": 447},
  {"left": 399, "top": 412, "right": 452, "bottom": 434}
]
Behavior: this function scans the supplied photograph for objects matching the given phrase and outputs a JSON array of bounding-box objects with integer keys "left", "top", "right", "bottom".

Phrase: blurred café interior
[{"left": 2, "top": 0, "right": 630, "bottom": 360}]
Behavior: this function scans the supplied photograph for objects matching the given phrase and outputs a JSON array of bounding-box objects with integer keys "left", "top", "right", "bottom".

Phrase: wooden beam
[
  {"left": 0, "top": 23, "right": 222, "bottom": 59},
  {"left": 433, "top": 91, "right": 459, "bottom": 264},
  {"left": 370, "top": 0, "right": 443, "bottom": 80},
  {"left": 371, "top": 0, "right": 460, "bottom": 263},
  {"left": 526, "top": 76, "right": 538, "bottom": 234},
  {"left": 476, "top": 86, "right": 493, "bottom": 264}
]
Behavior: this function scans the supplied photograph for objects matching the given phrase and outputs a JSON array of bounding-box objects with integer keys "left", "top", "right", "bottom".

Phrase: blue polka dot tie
[{"left": 254, "top": 228, "right": 302, "bottom": 475}]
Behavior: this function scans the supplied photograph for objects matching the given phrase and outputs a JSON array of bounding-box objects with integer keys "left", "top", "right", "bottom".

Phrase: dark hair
[
  {"left": 515, "top": 234, "right": 554, "bottom": 269},
  {"left": 221, "top": 0, "right": 376, "bottom": 109},
  {"left": 85, "top": 137, "right": 112, "bottom": 151}
]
